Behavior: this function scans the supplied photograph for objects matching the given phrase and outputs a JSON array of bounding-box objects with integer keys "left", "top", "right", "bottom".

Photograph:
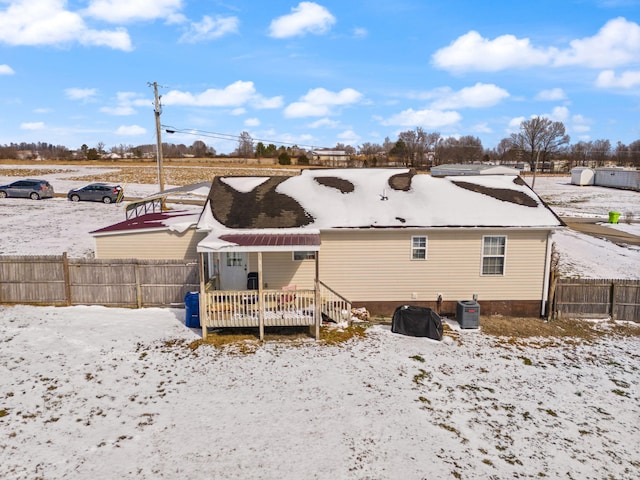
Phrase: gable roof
[
  {"left": 198, "top": 168, "right": 563, "bottom": 233},
  {"left": 91, "top": 210, "right": 201, "bottom": 237}
]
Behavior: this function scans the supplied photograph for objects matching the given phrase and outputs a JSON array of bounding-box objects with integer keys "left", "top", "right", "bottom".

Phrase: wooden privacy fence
[
  {"left": 552, "top": 278, "right": 640, "bottom": 322},
  {"left": 0, "top": 254, "right": 199, "bottom": 308}
]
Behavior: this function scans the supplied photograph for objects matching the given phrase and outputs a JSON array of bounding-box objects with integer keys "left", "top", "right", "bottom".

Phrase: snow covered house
[
  {"left": 194, "top": 168, "right": 563, "bottom": 337},
  {"left": 91, "top": 168, "right": 564, "bottom": 339}
]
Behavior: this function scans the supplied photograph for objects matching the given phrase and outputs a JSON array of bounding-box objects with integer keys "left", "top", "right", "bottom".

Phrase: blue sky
[{"left": 1, "top": 0, "right": 640, "bottom": 154}]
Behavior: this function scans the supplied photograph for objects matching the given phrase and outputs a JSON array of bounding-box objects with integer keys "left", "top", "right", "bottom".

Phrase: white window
[
  {"left": 411, "top": 236, "right": 427, "bottom": 260},
  {"left": 293, "top": 251, "right": 316, "bottom": 261},
  {"left": 482, "top": 236, "right": 506, "bottom": 275}
]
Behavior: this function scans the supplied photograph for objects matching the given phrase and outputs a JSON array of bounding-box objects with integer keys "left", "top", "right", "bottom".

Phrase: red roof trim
[
  {"left": 218, "top": 233, "right": 320, "bottom": 247},
  {"left": 91, "top": 211, "right": 197, "bottom": 234}
]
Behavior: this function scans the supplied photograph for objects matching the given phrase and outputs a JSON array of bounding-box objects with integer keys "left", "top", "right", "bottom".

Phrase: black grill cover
[{"left": 391, "top": 305, "right": 443, "bottom": 340}]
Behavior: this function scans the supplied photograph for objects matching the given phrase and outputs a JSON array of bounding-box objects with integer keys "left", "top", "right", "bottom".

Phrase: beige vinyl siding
[
  {"left": 95, "top": 229, "right": 207, "bottom": 260},
  {"left": 247, "top": 252, "right": 316, "bottom": 289},
  {"left": 318, "top": 229, "right": 549, "bottom": 302}
]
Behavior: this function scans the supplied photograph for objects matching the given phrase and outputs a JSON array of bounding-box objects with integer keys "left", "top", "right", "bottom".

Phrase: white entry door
[{"left": 219, "top": 252, "right": 248, "bottom": 290}]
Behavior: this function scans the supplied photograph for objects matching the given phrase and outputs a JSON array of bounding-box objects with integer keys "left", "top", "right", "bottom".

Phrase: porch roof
[{"left": 197, "top": 230, "right": 321, "bottom": 253}]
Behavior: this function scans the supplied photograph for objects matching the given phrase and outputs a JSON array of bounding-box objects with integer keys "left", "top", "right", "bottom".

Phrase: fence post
[
  {"left": 610, "top": 282, "right": 616, "bottom": 321},
  {"left": 62, "top": 252, "right": 71, "bottom": 306},
  {"left": 134, "top": 262, "right": 142, "bottom": 308}
]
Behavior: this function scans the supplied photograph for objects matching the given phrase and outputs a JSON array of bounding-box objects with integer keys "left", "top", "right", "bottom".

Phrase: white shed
[
  {"left": 430, "top": 164, "right": 520, "bottom": 177},
  {"left": 570, "top": 167, "right": 595, "bottom": 186},
  {"left": 594, "top": 167, "right": 640, "bottom": 191}
]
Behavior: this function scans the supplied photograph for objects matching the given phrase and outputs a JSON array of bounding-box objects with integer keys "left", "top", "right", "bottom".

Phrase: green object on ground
[{"left": 608, "top": 211, "right": 621, "bottom": 224}]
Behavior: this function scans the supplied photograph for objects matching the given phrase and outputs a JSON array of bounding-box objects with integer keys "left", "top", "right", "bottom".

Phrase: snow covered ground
[
  {"left": 1, "top": 305, "right": 639, "bottom": 480},
  {"left": 1, "top": 166, "right": 639, "bottom": 479}
]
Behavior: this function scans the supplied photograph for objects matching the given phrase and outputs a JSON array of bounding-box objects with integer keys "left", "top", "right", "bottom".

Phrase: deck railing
[
  {"left": 319, "top": 281, "right": 352, "bottom": 324},
  {"left": 202, "top": 284, "right": 352, "bottom": 330},
  {"left": 203, "top": 289, "right": 316, "bottom": 328}
]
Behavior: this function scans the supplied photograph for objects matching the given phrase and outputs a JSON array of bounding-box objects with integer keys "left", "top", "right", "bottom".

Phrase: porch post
[
  {"left": 314, "top": 251, "right": 320, "bottom": 340},
  {"left": 198, "top": 252, "right": 207, "bottom": 340},
  {"left": 258, "top": 252, "right": 264, "bottom": 341}
]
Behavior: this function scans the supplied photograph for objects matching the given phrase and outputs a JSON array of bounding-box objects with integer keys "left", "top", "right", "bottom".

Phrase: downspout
[{"left": 541, "top": 231, "right": 553, "bottom": 318}]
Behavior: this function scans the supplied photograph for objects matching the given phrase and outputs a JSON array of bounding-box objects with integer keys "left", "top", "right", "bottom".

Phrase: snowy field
[{"left": 1, "top": 166, "right": 639, "bottom": 479}]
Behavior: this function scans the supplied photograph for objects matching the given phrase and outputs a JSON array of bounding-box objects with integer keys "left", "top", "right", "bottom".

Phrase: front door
[{"left": 219, "top": 252, "right": 248, "bottom": 290}]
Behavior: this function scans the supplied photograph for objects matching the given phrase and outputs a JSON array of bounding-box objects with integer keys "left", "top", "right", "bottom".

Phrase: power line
[{"left": 161, "top": 125, "right": 324, "bottom": 151}]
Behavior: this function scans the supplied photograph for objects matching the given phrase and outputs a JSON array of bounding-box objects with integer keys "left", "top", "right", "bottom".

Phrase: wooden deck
[{"left": 201, "top": 283, "right": 351, "bottom": 339}]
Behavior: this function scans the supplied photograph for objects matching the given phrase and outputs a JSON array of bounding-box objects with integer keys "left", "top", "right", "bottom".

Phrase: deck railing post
[{"left": 258, "top": 252, "right": 264, "bottom": 341}]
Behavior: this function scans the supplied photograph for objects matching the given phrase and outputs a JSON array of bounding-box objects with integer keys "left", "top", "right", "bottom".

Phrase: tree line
[{"left": 2, "top": 118, "right": 640, "bottom": 172}]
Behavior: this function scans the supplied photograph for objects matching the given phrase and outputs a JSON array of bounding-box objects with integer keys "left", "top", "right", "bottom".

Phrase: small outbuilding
[
  {"left": 594, "top": 167, "right": 640, "bottom": 191},
  {"left": 570, "top": 167, "right": 595, "bottom": 186},
  {"left": 430, "top": 164, "right": 520, "bottom": 177}
]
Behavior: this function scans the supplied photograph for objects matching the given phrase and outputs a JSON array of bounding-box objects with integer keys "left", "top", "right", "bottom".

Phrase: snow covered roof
[
  {"left": 196, "top": 168, "right": 562, "bottom": 252},
  {"left": 91, "top": 210, "right": 201, "bottom": 236}
]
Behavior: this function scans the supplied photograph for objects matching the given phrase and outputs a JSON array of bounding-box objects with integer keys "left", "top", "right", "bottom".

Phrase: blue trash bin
[{"left": 184, "top": 291, "right": 200, "bottom": 328}]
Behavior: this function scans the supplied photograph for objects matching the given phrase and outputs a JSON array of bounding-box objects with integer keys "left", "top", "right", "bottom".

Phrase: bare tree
[
  {"left": 569, "top": 141, "right": 592, "bottom": 169},
  {"left": 591, "top": 139, "right": 611, "bottom": 167},
  {"left": 358, "top": 142, "right": 383, "bottom": 167},
  {"left": 236, "top": 131, "right": 254, "bottom": 158},
  {"left": 511, "top": 116, "right": 569, "bottom": 189}
]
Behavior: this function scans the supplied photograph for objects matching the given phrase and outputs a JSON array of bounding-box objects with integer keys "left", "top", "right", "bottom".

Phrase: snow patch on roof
[{"left": 221, "top": 176, "right": 271, "bottom": 193}]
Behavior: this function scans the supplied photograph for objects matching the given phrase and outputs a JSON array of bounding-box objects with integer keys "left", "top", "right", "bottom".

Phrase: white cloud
[
  {"left": 0, "top": 0, "right": 132, "bottom": 50},
  {"left": 429, "top": 83, "right": 510, "bottom": 109},
  {"left": 179, "top": 15, "right": 239, "bottom": 43},
  {"left": 573, "top": 124, "right": 591, "bottom": 133},
  {"left": 230, "top": 108, "right": 246, "bottom": 116},
  {"left": 65, "top": 88, "right": 99, "bottom": 102},
  {"left": 507, "top": 116, "right": 526, "bottom": 133},
  {"left": 84, "top": 0, "right": 183, "bottom": 24},
  {"left": 252, "top": 95, "right": 284, "bottom": 109},
  {"left": 432, "top": 31, "right": 553, "bottom": 72},
  {"left": 596, "top": 69, "right": 640, "bottom": 88},
  {"left": 20, "top": 122, "right": 45, "bottom": 130},
  {"left": 381, "top": 108, "right": 461, "bottom": 128},
  {"left": 433, "top": 17, "right": 640, "bottom": 72},
  {"left": 284, "top": 87, "right": 362, "bottom": 118},
  {"left": 302, "top": 87, "right": 362, "bottom": 105},
  {"left": 547, "top": 106, "right": 570, "bottom": 122},
  {"left": 269, "top": 2, "right": 336, "bottom": 38},
  {"left": 337, "top": 129, "right": 360, "bottom": 144},
  {"left": 471, "top": 122, "right": 493, "bottom": 134},
  {"left": 535, "top": 88, "right": 567, "bottom": 101},
  {"left": 553, "top": 17, "right": 640, "bottom": 68},
  {"left": 244, "top": 118, "right": 260, "bottom": 127},
  {"left": 100, "top": 91, "right": 145, "bottom": 115},
  {"left": 162, "top": 81, "right": 257, "bottom": 107},
  {"left": 115, "top": 124, "right": 146, "bottom": 136},
  {"left": 0, "top": 64, "right": 15, "bottom": 75},
  {"left": 308, "top": 118, "right": 339, "bottom": 128},
  {"left": 284, "top": 102, "right": 331, "bottom": 117},
  {"left": 353, "top": 27, "right": 368, "bottom": 39}
]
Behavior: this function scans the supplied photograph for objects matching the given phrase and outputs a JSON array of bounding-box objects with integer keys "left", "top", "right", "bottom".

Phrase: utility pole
[{"left": 150, "top": 81, "right": 165, "bottom": 197}]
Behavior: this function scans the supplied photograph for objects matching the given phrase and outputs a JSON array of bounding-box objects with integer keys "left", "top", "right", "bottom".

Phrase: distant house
[
  {"left": 92, "top": 168, "right": 563, "bottom": 338},
  {"left": 431, "top": 163, "right": 521, "bottom": 177},
  {"left": 311, "top": 149, "right": 350, "bottom": 166}
]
